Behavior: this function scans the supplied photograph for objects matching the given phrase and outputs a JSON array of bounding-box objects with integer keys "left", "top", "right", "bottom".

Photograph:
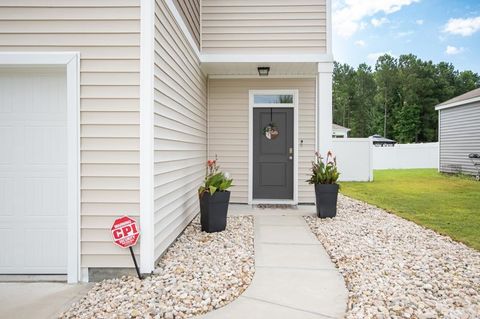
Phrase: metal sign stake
[{"left": 129, "top": 246, "right": 143, "bottom": 280}]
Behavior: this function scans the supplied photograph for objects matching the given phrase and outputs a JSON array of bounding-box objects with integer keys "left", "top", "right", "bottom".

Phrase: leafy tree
[
  {"left": 351, "top": 63, "right": 377, "bottom": 137},
  {"left": 332, "top": 54, "right": 480, "bottom": 143},
  {"left": 333, "top": 62, "right": 356, "bottom": 128},
  {"left": 455, "top": 70, "right": 480, "bottom": 95},
  {"left": 374, "top": 54, "right": 400, "bottom": 139}
]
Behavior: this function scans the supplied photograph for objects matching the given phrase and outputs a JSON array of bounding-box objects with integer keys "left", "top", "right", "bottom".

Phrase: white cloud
[
  {"left": 416, "top": 19, "right": 424, "bottom": 25},
  {"left": 371, "top": 17, "right": 389, "bottom": 27},
  {"left": 367, "top": 51, "right": 396, "bottom": 62},
  {"left": 445, "top": 45, "right": 465, "bottom": 55},
  {"left": 333, "top": 0, "right": 420, "bottom": 38},
  {"left": 355, "top": 40, "right": 367, "bottom": 47},
  {"left": 444, "top": 16, "right": 480, "bottom": 36},
  {"left": 396, "top": 30, "right": 414, "bottom": 37}
]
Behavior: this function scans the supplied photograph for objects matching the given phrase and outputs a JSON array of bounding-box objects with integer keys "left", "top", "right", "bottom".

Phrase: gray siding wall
[
  {"left": 439, "top": 102, "right": 480, "bottom": 175},
  {"left": 174, "top": 0, "right": 201, "bottom": 48},
  {"left": 153, "top": 0, "right": 207, "bottom": 260}
]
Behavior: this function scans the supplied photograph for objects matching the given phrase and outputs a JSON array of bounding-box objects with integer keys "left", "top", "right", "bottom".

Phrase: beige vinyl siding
[
  {"left": 174, "top": 0, "right": 201, "bottom": 49},
  {"left": 208, "top": 78, "right": 315, "bottom": 203},
  {"left": 439, "top": 103, "right": 480, "bottom": 176},
  {"left": 202, "top": 0, "right": 326, "bottom": 54},
  {"left": 0, "top": 1, "right": 140, "bottom": 268},
  {"left": 153, "top": 0, "right": 207, "bottom": 260}
]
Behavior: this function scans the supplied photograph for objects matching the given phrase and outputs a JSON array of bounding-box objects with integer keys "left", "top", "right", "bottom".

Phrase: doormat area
[{"left": 255, "top": 204, "right": 297, "bottom": 209}]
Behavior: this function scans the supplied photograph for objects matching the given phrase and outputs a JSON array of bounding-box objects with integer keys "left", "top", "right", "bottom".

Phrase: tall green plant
[
  {"left": 198, "top": 159, "right": 233, "bottom": 197},
  {"left": 307, "top": 151, "right": 340, "bottom": 185}
]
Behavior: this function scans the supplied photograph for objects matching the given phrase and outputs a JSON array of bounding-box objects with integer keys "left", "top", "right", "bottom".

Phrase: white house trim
[
  {"left": 435, "top": 96, "right": 480, "bottom": 110},
  {"left": 317, "top": 62, "right": 334, "bottom": 155},
  {"left": 0, "top": 52, "right": 80, "bottom": 283},
  {"left": 208, "top": 74, "right": 317, "bottom": 79},
  {"left": 140, "top": 0, "right": 155, "bottom": 274},
  {"left": 315, "top": 74, "right": 319, "bottom": 152},
  {"left": 163, "top": 0, "right": 201, "bottom": 59},
  {"left": 202, "top": 53, "right": 334, "bottom": 64},
  {"left": 248, "top": 89, "right": 299, "bottom": 205}
]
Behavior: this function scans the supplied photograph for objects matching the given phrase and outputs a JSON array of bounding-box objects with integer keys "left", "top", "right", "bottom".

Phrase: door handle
[
  {"left": 288, "top": 147, "right": 293, "bottom": 154},
  {"left": 289, "top": 156, "right": 293, "bottom": 160}
]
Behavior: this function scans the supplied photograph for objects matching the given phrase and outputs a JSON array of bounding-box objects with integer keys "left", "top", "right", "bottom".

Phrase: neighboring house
[
  {"left": 332, "top": 124, "right": 350, "bottom": 138},
  {"left": 370, "top": 134, "right": 397, "bottom": 147},
  {"left": 0, "top": 0, "right": 333, "bottom": 282},
  {"left": 435, "top": 88, "right": 480, "bottom": 176}
]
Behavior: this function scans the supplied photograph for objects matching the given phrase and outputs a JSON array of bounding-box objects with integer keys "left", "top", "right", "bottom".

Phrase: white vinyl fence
[
  {"left": 332, "top": 138, "right": 373, "bottom": 181},
  {"left": 331, "top": 140, "right": 439, "bottom": 182},
  {"left": 373, "top": 143, "right": 439, "bottom": 169}
]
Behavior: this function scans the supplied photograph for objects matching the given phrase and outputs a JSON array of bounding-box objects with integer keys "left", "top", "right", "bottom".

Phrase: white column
[
  {"left": 139, "top": 0, "right": 155, "bottom": 274},
  {"left": 317, "top": 62, "right": 334, "bottom": 157}
]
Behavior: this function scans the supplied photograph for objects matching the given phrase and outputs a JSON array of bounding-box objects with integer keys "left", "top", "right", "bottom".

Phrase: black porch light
[{"left": 257, "top": 66, "right": 270, "bottom": 76}]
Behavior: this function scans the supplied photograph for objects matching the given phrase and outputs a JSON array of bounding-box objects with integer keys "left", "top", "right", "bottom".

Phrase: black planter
[
  {"left": 314, "top": 184, "right": 339, "bottom": 218},
  {"left": 199, "top": 191, "right": 230, "bottom": 233}
]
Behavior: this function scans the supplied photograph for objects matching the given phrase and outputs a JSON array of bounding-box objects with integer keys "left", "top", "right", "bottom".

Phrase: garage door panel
[
  {"left": 24, "top": 177, "right": 67, "bottom": 217},
  {"left": 0, "top": 74, "right": 24, "bottom": 113},
  {"left": 30, "top": 75, "right": 66, "bottom": 114},
  {"left": 23, "top": 228, "right": 67, "bottom": 271},
  {"left": 25, "top": 125, "right": 67, "bottom": 164},
  {"left": 0, "top": 228, "right": 15, "bottom": 269},
  {"left": 0, "top": 178, "right": 14, "bottom": 216},
  {"left": 0, "top": 67, "right": 68, "bottom": 274},
  {"left": 0, "top": 126, "right": 14, "bottom": 164}
]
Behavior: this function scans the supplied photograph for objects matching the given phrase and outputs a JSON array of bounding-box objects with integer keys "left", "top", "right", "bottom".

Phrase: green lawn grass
[{"left": 340, "top": 169, "right": 480, "bottom": 250}]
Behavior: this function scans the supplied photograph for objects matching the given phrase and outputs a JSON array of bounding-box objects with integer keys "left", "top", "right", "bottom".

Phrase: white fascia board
[
  {"left": 0, "top": 52, "right": 78, "bottom": 65},
  {"left": 163, "top": 0, "right": 200, "bottom": 58},
  {"left": 201, "top": 53, "right": 334, "bottom": 64},
  {"left": 435, "top": 96, "right": 480, "bottom": 110},
  {"left": 318, "top": 61, "right": 334, "bottom": 73},
  {"left": 208, "top": 74, "right": 317, "bottom": 79}
]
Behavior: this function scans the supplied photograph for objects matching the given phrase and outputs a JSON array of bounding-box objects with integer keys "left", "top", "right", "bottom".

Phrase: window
[{"left": 253, "top": 94, "right": 294, "bottom": 104}]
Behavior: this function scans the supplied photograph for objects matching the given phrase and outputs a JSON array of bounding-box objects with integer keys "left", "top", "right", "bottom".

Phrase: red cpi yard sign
[{"left": 111, "top": 216, "right": 139, "bottom": 249}]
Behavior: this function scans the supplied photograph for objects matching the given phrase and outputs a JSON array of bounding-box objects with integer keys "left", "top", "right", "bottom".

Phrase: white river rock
[
  {"left": 60, "top": 216, "right": 254, "bottom": 319},
  {"left": 305, "top": 194, "right": 480, "bottom": 319}
]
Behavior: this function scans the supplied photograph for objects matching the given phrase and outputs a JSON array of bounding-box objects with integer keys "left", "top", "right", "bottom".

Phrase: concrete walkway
[
  {"left": 196, "top": 214, "right": 348, "bottom": 319},
  {"left": 0, "top": 282, "right": 91, "bottom": 319}
]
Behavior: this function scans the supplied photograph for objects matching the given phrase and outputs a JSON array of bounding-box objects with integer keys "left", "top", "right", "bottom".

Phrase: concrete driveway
[{"left": 0, "top": 282, "right": 91, "bottom": 319}]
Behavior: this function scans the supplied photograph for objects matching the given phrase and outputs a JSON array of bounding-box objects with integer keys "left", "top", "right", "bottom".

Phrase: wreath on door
[
  {"left": 262, "top": 108, "right": 279, "bottom": 140},
  {"left": 263, "top": 123, "right": 279, "bottom": 140}
]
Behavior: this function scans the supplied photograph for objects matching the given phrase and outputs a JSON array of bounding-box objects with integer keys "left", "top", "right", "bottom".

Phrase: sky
[{"left": 333, "top": 0, "right": 480, "bottom": 73}]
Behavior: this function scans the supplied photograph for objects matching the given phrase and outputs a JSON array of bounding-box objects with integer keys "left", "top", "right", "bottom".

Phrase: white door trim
[
  {"left": 248, "top": 89, "right": 299, "bottom": 205},
  {"left": 0, "top": 52, "right": 80, "bottom": 283}
]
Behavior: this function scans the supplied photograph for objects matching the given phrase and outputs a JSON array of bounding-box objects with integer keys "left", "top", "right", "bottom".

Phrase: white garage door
[{"left": 0, "top": 67, "right": 68, "bottom": 274}]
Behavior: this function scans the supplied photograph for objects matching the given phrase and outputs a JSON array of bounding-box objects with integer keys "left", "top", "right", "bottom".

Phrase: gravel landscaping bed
[
  {"left": 60, "top": 216, "right": 254, "bottom": 319},
  {"left": 305, "top": 195, "right": 480, "bottom": 319}
]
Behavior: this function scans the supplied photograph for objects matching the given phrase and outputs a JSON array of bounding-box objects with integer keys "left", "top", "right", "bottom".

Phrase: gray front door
[{"left": 253, "top": 108, "right": 294, "bottom": 200}]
